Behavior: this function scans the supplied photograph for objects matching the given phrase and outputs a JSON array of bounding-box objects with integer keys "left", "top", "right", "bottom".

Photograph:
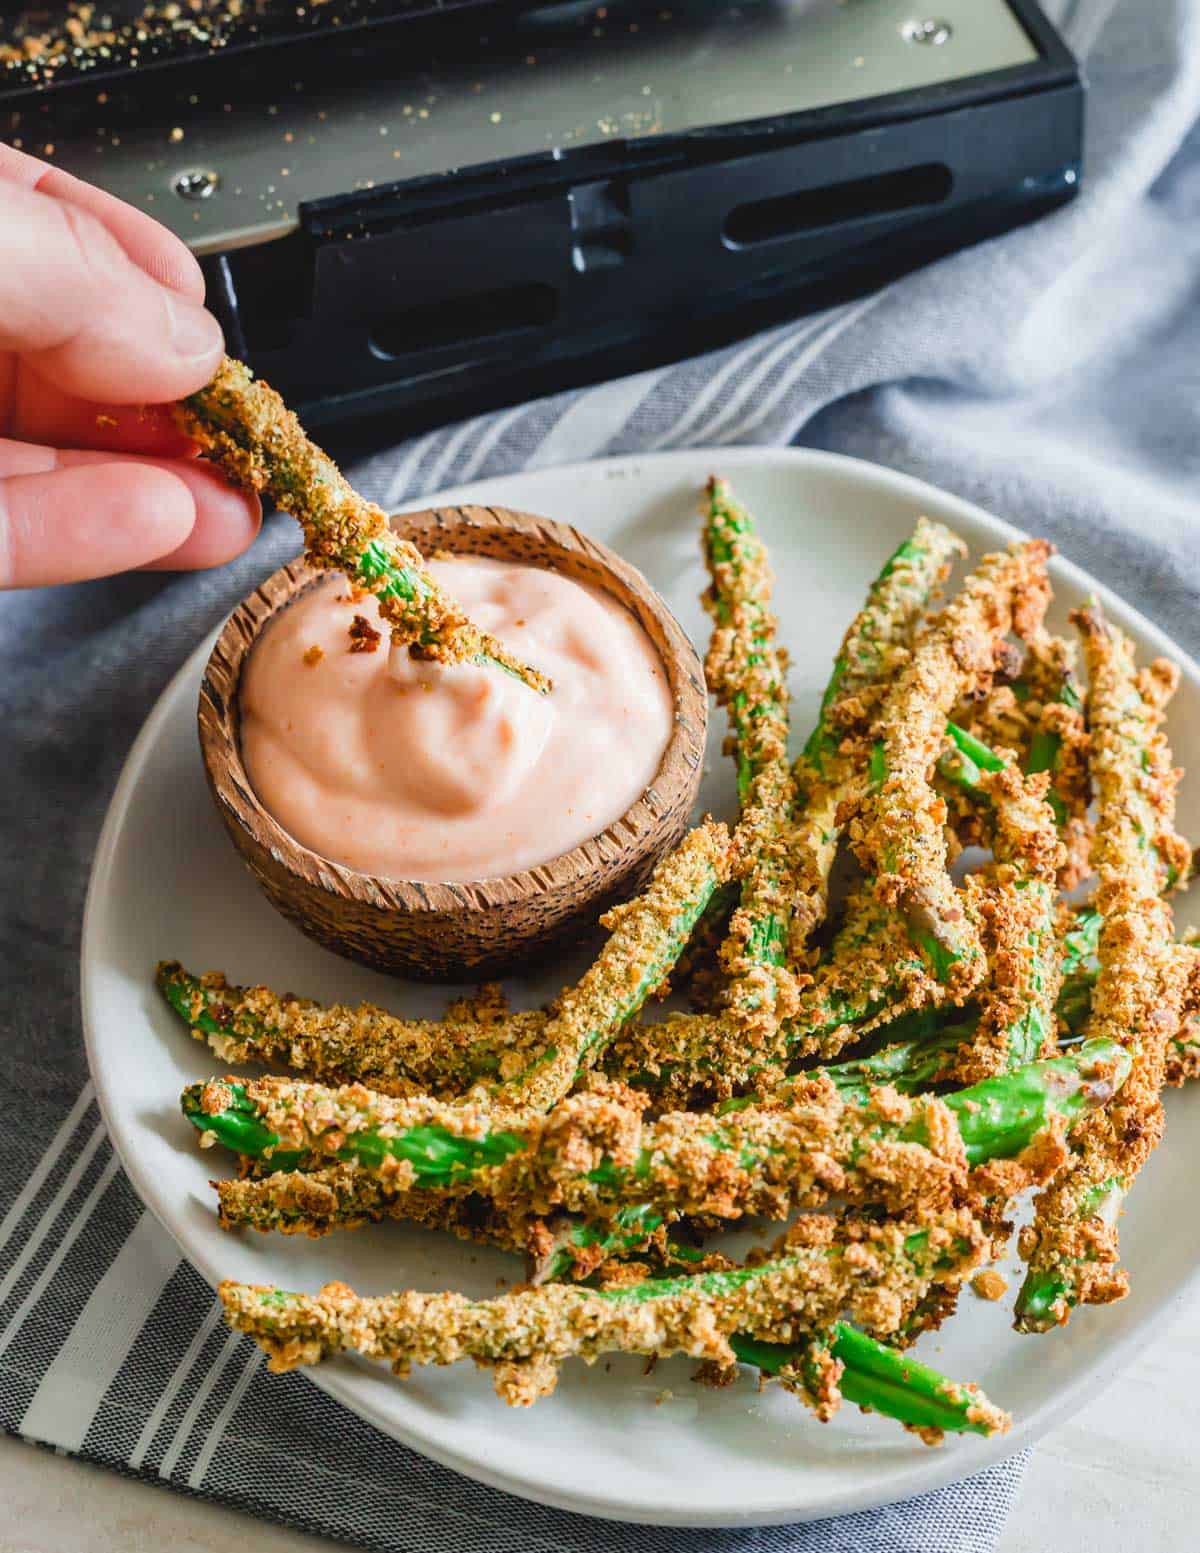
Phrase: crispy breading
[
  {"left": 158, "top": 961, "right": 550, "bottom": 1097},
  {"left": 702, "top": 477, "right": 801, "bottom": 1038},
  {"left": 496, "top": 820, "right": 734, "bottom": 1110},
  {"left": 216, "top": 1164, "right": 529, "bottom": 1253},
  {"left": 175, "top": 356, "right": 548, "bottom": 691},
  {"left": 1024, "top": 629, "right": 1093, "bottom": 890},
  {"left": 846, "top": 540, "right": 1052, "bottom": 995},
  {"left": 214, "top": 1068, "right": 976, "bottom": 1225},
  {"left": 786, "top": 887, "right": 944, "bottom": 1064},
  {"left": 947, "top": 626, "right": 1091, "bottom": 889},
  {"left": 941, "top": 768, "right": 1063, "bottom": 1086},
  {"left": 721, "top": 761, "right": 805, "bottom": 1040},
  {"left": 788, "top": 518, "right": 967, "bottom": 957},
  {"left": 982, "top": 765, "right": 1066, "bottom": 886},
  {"left": 946, "top": 870, "right": 1059, "bottom": 1087},
  {"left": 702, "top": 477, "right": 791, "bottom": 800},
  {"left": 1016, "top": 604, "right": 1193, "bottom": 1328},
  {"left": 1165, "top": 947, "right": 1200, "bottom": 1087},
  {"left": 971, "top": 1270, "right": 1009, "bottom": 1301},
  {"left": 607, "top": 888, "right": 944, "bottom": 1100},
  {"left": 217, "top": 1209, "right": 988, "bottom": 1402}
]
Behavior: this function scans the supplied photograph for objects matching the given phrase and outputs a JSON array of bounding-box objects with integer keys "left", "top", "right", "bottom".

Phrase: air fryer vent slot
[{"left": 724, "top": 163, "right": 953, "bottom": 248}]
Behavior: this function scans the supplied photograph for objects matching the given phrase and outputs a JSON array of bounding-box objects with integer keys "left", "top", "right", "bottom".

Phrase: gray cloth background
[{"left": 2, "top": 0, "right": 1198, "bottom": 1547}]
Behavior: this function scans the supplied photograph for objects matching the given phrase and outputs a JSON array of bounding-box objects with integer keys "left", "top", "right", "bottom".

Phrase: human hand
[{"left": 0, "top": 142, "right": 261, "bottom": 588}]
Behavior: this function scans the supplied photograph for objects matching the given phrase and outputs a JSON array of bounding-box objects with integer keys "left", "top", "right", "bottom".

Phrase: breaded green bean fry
[
  {"left": 731, "top": 1324, "right": 1009, "bottom": 1442},
  {"left": 847, "top": 540, "right": 1052, "bottom": 993},
  {"left": 217, "top": 1209, "right": 988, "bottom": 1410},
  {"left": 791, "top": 517, "right": 966, "bottom": 954},
  {"left": 701, "top": 476, "right": 799, "bottom": 1036},
  {"left": 190, "top": 1039, "right": 1130, "bottom": 1233},
  {"left": 1016, "top": 603, "right": 1193, "bottom": 1330},
  {"left": 176, "top": 356, "right": 548, "bottom": 692},
  {"left": 702, "top": 476, "right": 791, "bottom": 802},
  {"left": 493, "top": 820, "right": 734, "bottom": 1110},
  {"left": 939, "top": 765, "right": 1064, "bottom": 1086},
  {"left": 1021, "top": 631, "right": 1093, "bottom": 889},
  {"left": 157, "top": 961, "right": 549, "bottom": 1098}
]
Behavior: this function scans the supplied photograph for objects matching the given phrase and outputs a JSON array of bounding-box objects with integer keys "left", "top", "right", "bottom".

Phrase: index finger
[
  {"left": 0, "top": 178, "right": 224, "bottom": 404},
  {"left": 0, "top": 140, "right": 205, "bottom": 301}
]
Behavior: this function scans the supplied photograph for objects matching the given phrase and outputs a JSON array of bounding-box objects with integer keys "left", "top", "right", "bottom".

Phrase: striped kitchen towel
[{"left": 2, "top": 0, "right": 1199, "bottom": 1547}]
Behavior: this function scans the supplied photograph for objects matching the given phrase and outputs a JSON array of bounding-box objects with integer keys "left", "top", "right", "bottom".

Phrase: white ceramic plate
[{"left": 82, "top": 448, "right": 1200, "bottom": 1526}]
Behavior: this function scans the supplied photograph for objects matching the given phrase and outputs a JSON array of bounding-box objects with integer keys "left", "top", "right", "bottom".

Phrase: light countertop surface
[{"left": 2, "top": 1290, "right": 1196, "bottom": 1553}]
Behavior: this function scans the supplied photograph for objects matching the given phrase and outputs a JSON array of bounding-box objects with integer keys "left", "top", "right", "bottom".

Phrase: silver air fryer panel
[{"left": 9, "top": 0, "right": 1038, "bottom": 253}]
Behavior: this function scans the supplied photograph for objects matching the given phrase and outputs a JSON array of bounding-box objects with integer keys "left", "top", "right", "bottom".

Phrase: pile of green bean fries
[{"left": 162, "top": 475, "right": 1198, "bottom": 1444}]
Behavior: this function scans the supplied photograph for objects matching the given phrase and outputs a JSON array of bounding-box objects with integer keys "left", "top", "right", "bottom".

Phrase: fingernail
[{"left": 166, "top": 291, "right": 223, "bottom": 361}]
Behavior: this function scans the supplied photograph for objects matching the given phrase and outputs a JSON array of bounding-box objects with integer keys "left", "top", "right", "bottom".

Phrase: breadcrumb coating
[
  {"left": 847, "top": 540, "right": 1052, "bottom": 995},
  {"left": 947, "top": 634, "right": 1092, "bottom": 890},
  {"left": 702, "top": 477, "right": 791, "bottom": 802},
  {"left": 157, "top": 961, "right": 550, "bottom": 1096},
  {"left": 218, "top": 1209, "right": 988, "bottom": 1406},
  {"left": 983, "top": 765, "right": 1066, "bottom": 887},
  {"left": 701, "top": 477, "right": 801, "bottom": 1037},
  {"left": 1024, "top": 631, "right": 1093, "bottom": 890},
  {"left": 1165, "top": 947, "right": 1200, "bottom": 1087},
  {"left": 787, "top": 888, "right": 942, "bottom": 1064},
  {"left": 825, "top": 519, "right": 968, "bottom": 740},
  {"left": 946, "top": 867, "right": 1060, "bottom": 1086},
  {"left": 216, "top": 1164, "right": 530, "bottom": 1253},
  {"left": 1016, "top": 604, "right": 1192, "bottom": 1329},
  {"left": 941, "top": 768, "right": 1063, "bottom": 1086},
  {"left": 789, "top": 518, "right": 966, "bottom": 957},
  {"left": 606, "top": 890, "right": 940, "bottom": 1103},
  {"left": 176, "top": 356, "right": 548, "bottom": 691},
  {"left": 721, "top": 759, "right": 804, "bottom": 1041},
  {"left": 200, "top": 1068, "right": 977, "bottom": 1224},
  {"left": 495, "top": 820, "right": 734, "bottom": 1110}
]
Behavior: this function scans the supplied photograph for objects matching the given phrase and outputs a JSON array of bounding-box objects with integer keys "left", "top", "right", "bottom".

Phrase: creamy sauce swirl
[{"left": 240, "top": 557, "right": 673, "bottom": 882}]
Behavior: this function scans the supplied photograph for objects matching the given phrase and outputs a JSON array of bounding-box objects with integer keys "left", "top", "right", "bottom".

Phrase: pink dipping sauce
[{"left": 239, "top": 556, "right": 674, "bottom": 882}]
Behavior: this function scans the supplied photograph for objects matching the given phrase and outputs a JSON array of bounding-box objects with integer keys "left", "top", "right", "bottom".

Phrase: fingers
[
  {"left": 0, "top": 141, "right": 205, "bottom": 300},
  {"left": 0, "top": 442, "right": 261, "bottom": 587},
  {"left": 0, "top": 150, "right": 251, "bottom": 585},
  {"left": 0, "top": 143, "right": 216, "bottom": 453},
  {"left": 136, "top": 456, "right": 262, "bottom": 571},
  {"left": 5, "top": 368, "right": 194, "bottom": 456},
  {"left": 0, "top": 178, "right": 224, "bottom": 405},
  {"left": 0, "top": 462, "right": 194, "bottom": 587}
]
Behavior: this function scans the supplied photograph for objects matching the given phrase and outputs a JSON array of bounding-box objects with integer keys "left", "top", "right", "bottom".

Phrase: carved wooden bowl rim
[{"left": 198, "top": 503, "right": 708, "bottom": 919}]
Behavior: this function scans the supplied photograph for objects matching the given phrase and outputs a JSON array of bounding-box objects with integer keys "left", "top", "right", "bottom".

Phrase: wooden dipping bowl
[{"left": 198, "top": 504, "right": 708, "bottom": 981}]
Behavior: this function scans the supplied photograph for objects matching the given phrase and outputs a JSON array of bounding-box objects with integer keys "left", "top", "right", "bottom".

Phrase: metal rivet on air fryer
[
  {"left": 173, "top": 168, "right": 220, "bottom": 200},
  {"left": 902, "top": 18, "right": 952, "bottom": 44}
]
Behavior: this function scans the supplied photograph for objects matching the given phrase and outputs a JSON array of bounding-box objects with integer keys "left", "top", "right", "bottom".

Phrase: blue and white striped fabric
[{"left": 2, "top": 2, "right": 1198, "bottom": 1547}]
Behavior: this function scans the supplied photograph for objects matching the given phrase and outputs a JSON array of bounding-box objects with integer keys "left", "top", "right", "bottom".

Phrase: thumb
[{"left": 0, "top": 178, "right": 224, "bottom": 405}]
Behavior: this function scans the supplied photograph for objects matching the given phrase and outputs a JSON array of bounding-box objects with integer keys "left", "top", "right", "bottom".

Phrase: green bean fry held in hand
[
  {"left": 162, "top": 476, "right": 1195, "bottom": 1445},
  {"left": 176, "top": 356, "right": 549, "bottom": 693}
]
